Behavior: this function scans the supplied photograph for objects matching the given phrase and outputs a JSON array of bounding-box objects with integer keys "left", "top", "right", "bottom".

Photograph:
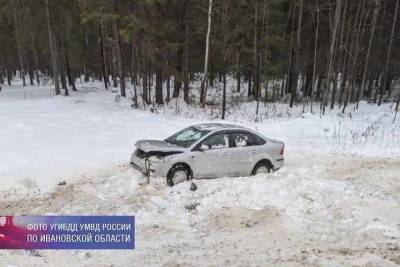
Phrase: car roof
[{"left": 192, "top": 123, "right": 247, "bottom": 132}]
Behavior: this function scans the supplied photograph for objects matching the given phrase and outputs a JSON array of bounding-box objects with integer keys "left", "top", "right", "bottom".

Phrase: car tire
[
  {"left": 167, "top": 164, "right": 192, "bottom": 186},
  {"left": 252, "top": 161, "right": 272, "bottom": 175}
]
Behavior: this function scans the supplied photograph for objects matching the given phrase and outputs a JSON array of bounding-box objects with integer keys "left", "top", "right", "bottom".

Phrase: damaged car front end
[{"left": 130, "top": 140, "right": 185, "bottom": 177}]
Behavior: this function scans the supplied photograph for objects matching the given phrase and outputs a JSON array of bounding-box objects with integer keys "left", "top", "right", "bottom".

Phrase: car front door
[{"left": 192, "top": 132, "right": 231, "bottom": 178}]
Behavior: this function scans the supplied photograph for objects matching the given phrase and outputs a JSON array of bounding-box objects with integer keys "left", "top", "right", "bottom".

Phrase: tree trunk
[
  {"left": 65, "top": 51, "right": 76, "bottom": 91},
  {"left": 379, "top": 0, "right": 399, "bottom": 105},
  {"left": 394, "top": 93, "right": 400, "bottom": 122},
  {"left": 173, "top": 0, "right": 186, "bottom": 98},
  {"left": 336, "top": 0, "right": 348, "bottom": 106},
  {"left": 28, "top": 68, "right": 34, "bottom": 86},
  {"left": 373, "top": 73, "right": 381, "bottom": 103},
  {"left": 130, "top": 41, "right": 135, "bottom": 85},
  {"left": 12, "top": 0, "right": 26, "bottom": 87},
  {"left": 0, "top": 69, "right": 3, "bottom": 86},
  {"left": 247, "top": 72, "right": 252, "bottom": 96},
  {"left": 330, "top": 0, "right": 347, "bottom": 110},
  {"left": 290, "top": 0, "right": 303, "bottom": 108},
  {"left": 236, "top": 52, "right": 240, "bottom": 92},
  {"left": 142, "top": 70, "right": 148, "bottom": 104},
  {"left": 155, "top": 66, "right": 163, "bottom": 105},
  {"left": 166, "top": 75, "right": 170, "bottom": 102},
  {"left": 183, "top": 70, "right": 189, "bottom": 103},
  {"left": 346, "top": 4, "right": 366, "bottom": 107},
  {"left": 222, "top": 72, "right": 227, "bottom": 119},
  {"left": 30, "top": 31, "right": 40, "bottom": 85},
  {"left": 83, "top": 26, "right": 90, "bottom": 82},
  {"left": 366, "top": 72, "right": 374, "bottom": 99},
  {"left": 133, "top": 78, "right": 138, "bottom": 108},
  {"left": 173, "top": 64, "right": 181, "bottom": 98},
  {"left": 113, "top": 1, "right": 126, "bottom": 97},
  {"left": 59, "top": 40, "right": 68, "bottom": 96},
  {"left": 310, "top": 0, "right": 320, "bottom": 113},
  {"left": 99, "top": 21, "right": 108, "bottom": 89},
  {"left": 6, "top": 69, "right": 11, "bottom": 85},
  {"left": 44, "top": 0, "right": 60, "bottom": 95},
  {"left": 261, "top": 0, "right": 270, "bottom": 105},
  {"left": 357, "top": 0, "right": 380, "bottom": 108},
  {"left": 338, "top": 2, "right": 351, "bottom": 107},
  {"left": 183, "top": 0, "right": 190, "bottom": 103},
  {"left": 287, "top": 0, "right": 295, "bottom": 103},
  {"left": 280, "top": 76, "right": 285, "bottom": 97},
  {"left": 147, "top": 67, "right": 152, "bottom": 104},
  {"left": 323, "top": 0, "right": 342, "bottom": 114},
  {"left": 221, "top": 0, "right": 229, "bottom": 119},
  {"left": 264, "top": 79, "right": 269, "bottom": 105},
  {"left": 252, "top": 1, "right": 259, "bottom": 99},
  {"left": 200, "top": 0, "right": 213, "bottom": 107},
  {"left": 112, "top": 43, "right": 118, "bottom": 88}
]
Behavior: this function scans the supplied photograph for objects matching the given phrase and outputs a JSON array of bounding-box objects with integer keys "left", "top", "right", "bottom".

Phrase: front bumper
[{"left": 130, "top": 152, "right": 170, "bottom": 177}]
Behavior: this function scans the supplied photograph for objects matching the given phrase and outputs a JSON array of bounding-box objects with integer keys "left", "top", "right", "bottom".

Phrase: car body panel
[
  {"left": 193, "top": 148, "right": 232, "bottom": 178},
  {"left": 135, "top": 140, "right": 185, "bottom": 153}
]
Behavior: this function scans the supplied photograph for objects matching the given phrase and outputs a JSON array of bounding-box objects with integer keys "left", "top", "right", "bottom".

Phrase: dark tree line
[{"left": 0, "top": 0, "right": 399, "bottom": 115}]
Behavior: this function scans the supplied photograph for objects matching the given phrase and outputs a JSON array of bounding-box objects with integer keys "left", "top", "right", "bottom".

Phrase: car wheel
[
  {"left": 252, "top": 161, "right": 272, "bottom": 175},
  {"left": 167, "top": 164, "right": 192, "bottom": 186}
]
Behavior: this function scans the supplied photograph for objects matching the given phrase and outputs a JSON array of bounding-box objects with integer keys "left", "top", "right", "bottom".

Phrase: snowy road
[{"left": 1, "top": 84, "right": 400, "bottom": 266}]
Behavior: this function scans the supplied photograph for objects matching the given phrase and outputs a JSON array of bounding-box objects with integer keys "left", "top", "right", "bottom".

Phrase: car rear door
[
  {"left": 229, "top": 131, "right": 258, "bottom": 176},
  {"left": 192, "top": 132, "right": 232, "bottom": 178}
]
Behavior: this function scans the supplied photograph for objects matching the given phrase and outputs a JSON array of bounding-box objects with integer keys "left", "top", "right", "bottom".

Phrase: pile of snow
[{"left": 1, "top": 154, "right": 399, "bottom": 266}]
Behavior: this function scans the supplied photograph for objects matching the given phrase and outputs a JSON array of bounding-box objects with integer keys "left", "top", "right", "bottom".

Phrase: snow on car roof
[{"left": 193, "top": 123, "right": 246, "bottom": 131}]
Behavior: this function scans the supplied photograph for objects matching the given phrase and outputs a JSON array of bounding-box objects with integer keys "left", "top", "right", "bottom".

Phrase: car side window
[
  {"left": 252, "top": 133, "right": 266, "bottom": 145},
  {"left": 201, "top": 133, "right": 229, "bottom": 150},
  {"left": 231, "top": 132, "right": 255, "bottom": 147}
]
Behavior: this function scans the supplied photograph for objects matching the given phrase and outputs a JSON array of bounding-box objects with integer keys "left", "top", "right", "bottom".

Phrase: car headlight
[{"left": 148, "top": 156, "right": 164, "bottom": 163}]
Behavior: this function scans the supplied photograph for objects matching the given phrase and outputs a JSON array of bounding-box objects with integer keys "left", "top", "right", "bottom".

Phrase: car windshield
[{"left": 165, "top": 127, "right": 210, "bottom": 148}]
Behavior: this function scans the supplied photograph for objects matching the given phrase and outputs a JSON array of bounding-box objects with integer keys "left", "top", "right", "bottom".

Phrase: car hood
[{"left": 134, "top": 140, "right": 186, "bottom": 153}]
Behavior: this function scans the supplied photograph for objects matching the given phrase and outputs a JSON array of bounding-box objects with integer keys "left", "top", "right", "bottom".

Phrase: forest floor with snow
[{"left": 1, "top": 81, "right": 400, "bottom": 266}]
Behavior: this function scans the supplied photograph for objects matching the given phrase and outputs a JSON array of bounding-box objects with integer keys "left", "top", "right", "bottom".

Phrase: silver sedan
[{"left": 130, "top": 123, "right": 284, "bottom": 186}]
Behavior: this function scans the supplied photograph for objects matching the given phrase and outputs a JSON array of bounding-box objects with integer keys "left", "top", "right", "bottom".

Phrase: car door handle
[{"left": 249, "top": 150, "right": 256, "bottom": 154}]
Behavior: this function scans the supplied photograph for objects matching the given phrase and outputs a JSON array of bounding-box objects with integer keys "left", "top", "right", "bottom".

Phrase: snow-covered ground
[{"left": 1, "top": 81, "right": 400, "bottom": 266}]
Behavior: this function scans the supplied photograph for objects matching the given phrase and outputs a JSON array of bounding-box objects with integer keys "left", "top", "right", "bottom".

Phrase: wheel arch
[
  {"left": 251, "top": 158, "right": 274, "bottom": 174},
  {"left": 167, "top": 162, "right": 193, "bottom": 179}
]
